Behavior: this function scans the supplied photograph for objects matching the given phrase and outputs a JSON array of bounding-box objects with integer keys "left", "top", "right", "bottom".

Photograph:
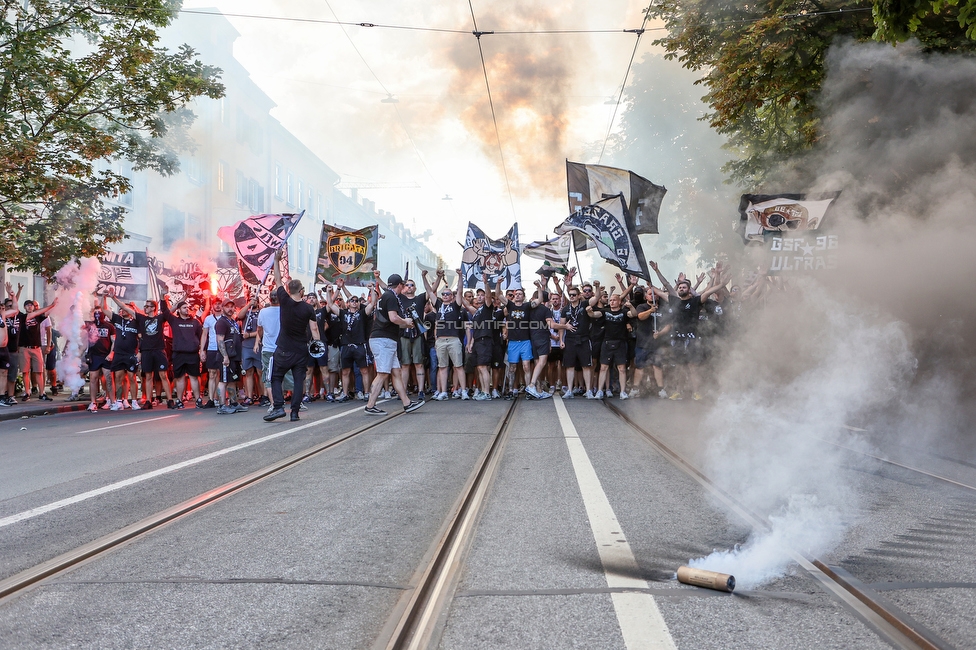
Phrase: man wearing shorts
[
  {"left": 105, "top": 294, "right": 141, "bottom": 410},
  {"left": 161, "top": 297, "right": 205, "bottom": 409},
  {"left": 397, "top": 277, "right": 428, "bottom": 400},
  {"left": 215, "top": 298, "right": 247, "bottom": 414},
  {"left": 559, "top": 285, "right": 596, "bottom": 398},
  {"left": 499, "top": 287, "right": 536, "bottom": 397},
  {"left": 238, "top": 296, "right": 263, "bottom": 405},
  {"left": 326, "top": 283, "right": 372, "bottom": 402},
  {"left": 426, "top": 270, "right": 467, "bottom": 400},
  {"left": 364, "top": 274, "right": 424, "bottom": 415},
  {"left": 85, "top": 307, "right": 116, "bottom": 412},
  {"left": 462, "top": 274, "right": 496, "bottom": 400},
  {"left": 16, "top": 298, "right": 59, "bottom": 400}
]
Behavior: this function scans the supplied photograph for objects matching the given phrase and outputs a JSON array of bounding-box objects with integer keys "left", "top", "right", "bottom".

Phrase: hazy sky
[{"left": 181, "top": 0, "right": 665, "bottom": 266}]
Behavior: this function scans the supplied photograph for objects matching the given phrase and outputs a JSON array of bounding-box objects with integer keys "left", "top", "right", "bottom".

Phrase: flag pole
[{"left": 572, "top": 236, "right": 584, "bottom": 283}]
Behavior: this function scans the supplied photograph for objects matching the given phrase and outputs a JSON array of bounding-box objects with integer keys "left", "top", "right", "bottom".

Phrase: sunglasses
[{"left": 568, "top": 293, "right": 579, "bottom": 298}]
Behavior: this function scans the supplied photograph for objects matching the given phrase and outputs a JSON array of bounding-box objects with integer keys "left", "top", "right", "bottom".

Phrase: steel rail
[
  {"left": 823, "top": 438, "right": 976, "bottom": 494},
  {"left": 600, "top": 399, "right": 948, "bottom": 650},
  {"left": 0, "top": 410, "right": 406, "bottom": 603},
  {"left": 378, "top": 398, "right": 520, "bottom": 650}
]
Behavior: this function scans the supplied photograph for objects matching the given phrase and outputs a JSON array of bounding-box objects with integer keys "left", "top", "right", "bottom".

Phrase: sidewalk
[{"left": 0, "top": 394, "right": 91, "bottom": 422}]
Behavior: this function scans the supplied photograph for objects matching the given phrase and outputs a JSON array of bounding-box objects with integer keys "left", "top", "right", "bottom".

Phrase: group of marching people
[{"left": 66, "top": 251, "right": 757, "bottom": 417}]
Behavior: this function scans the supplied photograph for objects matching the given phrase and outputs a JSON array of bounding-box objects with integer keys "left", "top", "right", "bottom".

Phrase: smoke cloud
[
  {"left": 50, "top": 258, "right": 102, "bottom": 394},
  {"left": 680, "top": 40, "right": 976, "bottom": 588}
]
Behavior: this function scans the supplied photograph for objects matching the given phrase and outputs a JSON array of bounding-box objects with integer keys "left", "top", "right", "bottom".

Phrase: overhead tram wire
[{"left": 467, "top": 0, "right": 517, "bottom": 221}]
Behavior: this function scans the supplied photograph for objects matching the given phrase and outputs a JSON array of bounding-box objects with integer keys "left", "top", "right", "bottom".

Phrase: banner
[
  {"left": 738, "top": 193, "right": 840, "bottom": 243},
  {"left": 460, "top": 222, "right": 521, "bottom": 290},
  {"left": 96, "top": 251, "right": 149, "bottom": 302},
  {"left": 554, "top": 194, "right": 651, "bottom": 280},
  {"left": 567, "top": 161, "right": 667, "bottom": 252},
  {"left": 523, "top": 233, "right": 571, "bottom": 276},
  {"left": 766, "top": 233, "right": 840, "bottom": 274},
  {"left": 147, "top": 256, "right": 212, "bottom": 308},
  {"left": 315, "top": 224, "right": 379, "bottom": 287},
  {"left": 217, "top": 211, "right": 304, "bottom": 284}
]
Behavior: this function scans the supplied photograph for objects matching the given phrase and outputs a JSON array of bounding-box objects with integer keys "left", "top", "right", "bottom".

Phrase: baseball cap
[{"left": 387, "top": 273, "right": 404, "bottom": 287}]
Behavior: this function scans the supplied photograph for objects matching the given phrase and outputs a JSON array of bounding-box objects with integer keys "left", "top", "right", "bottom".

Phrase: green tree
[
  {"left": 0, "top": 0, "right": 223, "bottom": 278},
  {"left": 648, "top": 0, "right": 976, "bottom": 189}
]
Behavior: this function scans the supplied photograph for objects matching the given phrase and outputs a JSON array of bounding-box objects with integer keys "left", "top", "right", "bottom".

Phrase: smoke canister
[{"left": 676, "top": 566, "right": 735, "bottom": 592}]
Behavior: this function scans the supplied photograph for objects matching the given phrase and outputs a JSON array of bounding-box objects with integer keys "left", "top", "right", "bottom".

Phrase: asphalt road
[{"left": 1, "top": 395, "right": 974, "bottom": 649}]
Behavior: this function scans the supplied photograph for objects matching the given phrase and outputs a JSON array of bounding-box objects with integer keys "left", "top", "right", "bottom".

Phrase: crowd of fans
[{"left": 3, "top": 255, "right": 774, "bottom": 417}]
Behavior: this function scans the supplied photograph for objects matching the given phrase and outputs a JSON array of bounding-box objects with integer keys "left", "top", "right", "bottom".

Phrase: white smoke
[{"left": 51, "top": 258, "right": 102, "bottom": 395}]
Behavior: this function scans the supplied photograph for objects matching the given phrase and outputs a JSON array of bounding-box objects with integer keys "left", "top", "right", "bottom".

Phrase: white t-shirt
[
  {"left": 203, "top": 314, "right": 219, "bottom": 351},
  {"left": 257, "top": 306, "right": 281, "bottom": 353}
]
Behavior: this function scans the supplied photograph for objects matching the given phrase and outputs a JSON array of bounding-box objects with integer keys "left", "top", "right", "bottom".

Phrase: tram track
[
  {"left": 0, "top": 407, "right": 407, "bottom": 604},
  {"left": 600, "top": 398, "right": 950, "bottom": 650}
]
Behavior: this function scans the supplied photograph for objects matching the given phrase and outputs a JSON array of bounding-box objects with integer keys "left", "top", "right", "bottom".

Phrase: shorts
[
  {"left": 45, "top": 347, "right": 57, "bottom": 371},
  {"left": 327, "top": 346, "right": 341, "bottom": 373},
  {"left": 21, "top": 347, "right": 44, "bottom": 373},
  {"left": 531, "top": 338, "right": 550, "bottom": 361},
  {"left": 600, "top": 339, "right": 627, "bottom": 367},
  {"left": 435, "top": 336, "right": 463, "bottom": 368},
  {"left": 627, "top": 337, "right": 636, "bottom": 363},
  {"left": 220, "top": 360, "right": 242, "bottom": 383},
  {"left": 172, "top": 352, "right": 201, "bottom": 378},
  {"left": 340, "top": 343, "right": 371, "bottom": 371},
  {"left": 671, "top": 335, "right": 703, "bottom": 365},
  {"left": 634, "top": 345, "right": 664, "bottom": 369},
  {"left": 110, "top": 353, "right": 140, "bottom": 373},
  {"left": 463, "top": 347, "right": 477, "bottom": 374},
  {"left": 491, "top": 340, "right": 505, "bottom": 368},
  {"left": 261, "top": 349, "right": 294, "bottom": 390},
  {"left": 548, "top": 347, "right": 563, "bottom": 364},
  {"left": 88, "top": 355, "right": 111, "bottom": 372},
  {"left": 507, "top": 339, "right": 534, "bottom": 364},
  {"left": 562, "top": 337, "right": 592, "bottom": 369},
  {"left": 472, "top": 337, "right": 493, "bottom": 367},
  {"left": 399, "top": 336, "right": 425, "bottom": 366},
  {"left": 141, "top": 349, "right": 170, "bottom": 374},
  {"left": 370, "top": 337, "right": 401, "bottom": 374},
  {"left": 591, "top": 339, "right": 603, "bottom": 363},
  {"left": 242, "top": 346, "right": 262, "bottom": 371},
  {"left": 206, "top": 349, "right": 222, "bottom": 371},
  {"left": 0, "top": 348, "right": 9, "bottom": 370}
]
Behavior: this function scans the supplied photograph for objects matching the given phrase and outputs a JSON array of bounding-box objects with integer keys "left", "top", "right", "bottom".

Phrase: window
[
  {"left": 219, "top": 97, "right": 230, "bottom": 126},
  {"left": 286, "top": 172, "right": 294, "bottom": 206},
  {"left": 274, "top": 163, "right": 283, "bottom": 199},
  {"left": 297, "top": 180, "right": 304, "bottom": 210},
  {"left": 288, "top": 235, "right": 295, "bottom": 269},
  {"left": 297, "top": 235, "right": 305, "bottom": 272},
  {"left": 317, "top": 193, "right": 323, "bottom": 221},
  {"left": 235, "top": 171, "right": 247, "bottom": 205},
  {"left": 162, "top": 205, "right": 185, "bottom": 249},
  {"left": 247, "top": 180, "right": 264, "bottom": 212},
  {"left": 307, "top": 189, "right": 314, "bottom": 218},
  {"left": 217, "top": 161, "right": 227, "bottom": 193},
  {"left": 308, "top": 238, "right": 315, "bottom": 274}
]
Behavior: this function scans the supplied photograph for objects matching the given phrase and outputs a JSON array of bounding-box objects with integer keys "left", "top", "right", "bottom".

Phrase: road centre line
[
  {"left": 0, "top": 405, "right": 366, "bottom": 529},
  {"left": 74, "top": 415, "right": 179, "bottom": 435},
  {"left": 553, "top": 396, "right": 677, "bottom": 650}
]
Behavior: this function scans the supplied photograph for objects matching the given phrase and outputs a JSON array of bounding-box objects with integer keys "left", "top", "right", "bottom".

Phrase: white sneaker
[
  {"left": 474, "top": 392, "right": 490, "bottom": 401},
  {"left": 434, "top": 392, "right": 448, "bottom": 401},
  {"left": 562, "top": 387, "right": 574, "bottom": 399},
  {"left": 131, "top": 400, "right": 142, "bottom": 410},
  {"left": 595, "top": 390, "right": 605, "bottom": 399},
  {"left": 87, "top": 402, "right": 98, "bottom": 412},
  {"left": 356, "top": 391, "right": 365, "bottom": 401},
  {"left": 122, "top": 399, "right": 130, "bottom": 409},
  {"left": 491, "top": 389, "right": 501, "bottom": 399},
  {"left": 101, "top": 401, "right": 113, "bottom": 410},
  {"left": 451, "top": 390, "right": 461, "bottom": 399},
  {"left": 619, "top": 391, "right": 629, "bottom": 400},
  {"left": 461, "top": 391, "right": 470, "bottom": 400},
  {"left": 110, "top": 400, "right": 123, "bottom": 411},
  {"left": 526, "top": 385, "right": 541, "bottom": 399},
  {"left": 585, "top": 390, "right": 598, "bottom": 400},
  {"left": 658, "top": 388, "right": 668, "bottom": 399}
]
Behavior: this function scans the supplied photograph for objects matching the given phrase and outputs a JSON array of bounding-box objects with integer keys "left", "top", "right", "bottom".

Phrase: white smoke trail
[{"left": 50, "top": 258, "right": 102, "bottom": 396}]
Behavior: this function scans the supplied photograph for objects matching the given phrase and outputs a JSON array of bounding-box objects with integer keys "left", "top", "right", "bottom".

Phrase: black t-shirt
[
  {"left": 321, "top": 308, "right": 341, "bottom": 347},
  {"left": 434, "top": 298, "right": 465, "bottom": 339},
  {"left": 470, "top": 303, "right": 495, "bottom": 340},
  {"left": 589, "top": 304, "right": 606, "bottom": 342},
  {"left": 670, "top": 294, "right": 703, "bottom": 336},
  {"left": 111, "top": 313, "right": 140, "bottom": 356},
  {"left": 491, "top": 307, "right": 505, "bottom": 343},
  {"left": 276, "top": 286, "right": 316, "bottom": 355},
  {"left": 562, "top": 302, "right": 590, "bottom": 339},
  {"left": 339, "top": 308, "right": 368, "bottom": 346},
  {"left": 162, "top": 302, "right": 203, "bottom": 352},
  {"left": 398, "top": 295, "right": 428, "bottom": 340},
  {"left": 529, "top": 304, "right": 553, "bottom": 345},
  {"left": 601, "top": 307, "right": 630, "bottom": 341},
  {"left": 5, "top": 313, "right": 19, "bottom": 352},
  {"left": 136, "top": 313, "right": 166, "bottom": 351},
  {"left": 86, "top": 320, "right": 115, "bottom": 357},
  {"left": 215, "top": 315, "right": 243, "bottom": 360},
  {"left": 633, "top": 303, "right": 660, "bottom": 349},
  {"left": 699, "top": 299, "right": 727, "bottom": 340},
  {"left": 505, "top": 302, "right": 532, "bottom": 342},
  {"left": 17, "top": 312, "right": 47, "bottom": 348},
  {"left": 371, "top": 289, "right": 403, "bottom": 341}
]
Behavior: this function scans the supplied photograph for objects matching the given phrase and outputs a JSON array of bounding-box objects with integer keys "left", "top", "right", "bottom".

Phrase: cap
[
  {"left": 387, "top": 273, "right": 404, "bottom": 287},
  {"left": 223, "top": 298, "right": 236, "bottom": 306}
]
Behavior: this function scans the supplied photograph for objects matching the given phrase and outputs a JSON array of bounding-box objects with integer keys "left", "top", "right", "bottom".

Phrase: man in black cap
[
  {"left": 264, "top": 249, "right": 322, "bottom": 422},
  {"left": 364, "top": 273, "right": 425, "bottom": 415}
]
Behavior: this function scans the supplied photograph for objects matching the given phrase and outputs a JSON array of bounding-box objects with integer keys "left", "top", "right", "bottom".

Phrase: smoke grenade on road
[{"left": 677, "top": 566, "right": 736, "bottom": 592}]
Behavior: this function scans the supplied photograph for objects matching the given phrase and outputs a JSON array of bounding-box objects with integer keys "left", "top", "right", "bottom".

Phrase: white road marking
[
  {"left": 74, "top": 415, "right": 179, "bottom": 434},
  {"left": 0, "top": 406, "right": 365, "bottom": 528},
  {"left": 553, "top": 396, "right": 677, "bottom": 650}
]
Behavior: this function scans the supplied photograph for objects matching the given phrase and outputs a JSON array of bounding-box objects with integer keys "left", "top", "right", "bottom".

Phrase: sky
[{"left": 180, "top": 0, "right": 669, "bottom": 268}]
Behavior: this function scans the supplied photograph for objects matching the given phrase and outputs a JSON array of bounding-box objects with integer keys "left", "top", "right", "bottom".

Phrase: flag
[
  {"left": 147, "top": 257, "right": 211, "bottom": 308},
  {"left": 567, "top": 161, "right": 667, "bottom": 250},
  {"left": 738, "top": 192, "right": 840, "bottom": 243},
  {"left": 523, "top": 234, "right": 571, "bottom": 275},
  {"left": 460, "top": 223, "right": 521, "bottom": 290},
  {"left": 217, "top": 211, "right": 304, "bottom": 284},
  {"left": 96, "top": 251, "right": 149, "bottom": 302},
  {"left": 315, "top": 224, "right": 379, "bottom": 287},
  {"left": 414, "top": 258, "right": 456, "bottom": 288},
  {"left": 215, "top": 252, "right": 246, "bottom": 306},
  {"left": 554, "top": 193, "right": 651, "bottom": 280}
]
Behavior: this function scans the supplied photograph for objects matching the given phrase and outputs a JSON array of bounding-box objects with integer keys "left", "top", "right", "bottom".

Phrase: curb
[{"left": 0, "top": 403, "right": 89, "bottom": 423}]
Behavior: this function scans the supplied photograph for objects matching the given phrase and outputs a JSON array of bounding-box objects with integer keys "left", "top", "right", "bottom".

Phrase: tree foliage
[
  {"left": 0, "top": 0, "right": 223, "bottom": 277},
  {"left": 648, "top": 0, "right": 976, "bottom": 189}
]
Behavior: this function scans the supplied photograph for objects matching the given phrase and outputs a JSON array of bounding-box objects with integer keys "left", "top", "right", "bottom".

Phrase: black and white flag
[
  {"left": 460, "top": 222, "right": 521, "bottom": 290},
  {"left": 738, "top": 192, "right": 840, "bottom": 243},
  {"left": 567, "top": 161, "right": 666, "bottom": 252},
  {"left": 523, "top": 233, "right": 571, "bottom": 275},
  {"left": 554, "top": 194, "right": 650, "bottom": 280}
]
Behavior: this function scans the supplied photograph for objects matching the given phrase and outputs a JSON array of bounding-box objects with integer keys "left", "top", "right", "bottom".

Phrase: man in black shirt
[
  {"left": 326, "top": 280, "right": 373, "bottom": 402},
  {"left": 161, "top": 297, "right": 205, "bottom": 409},
  {"left": 105, "top": 292, "right": 141, "bottom": 410},
  {"left": 364, "top": 274, "right": 425, "bottom": 415},
  {"left": 110, "top": 294, "right": 173, "bottom": 408},
  {"left": 559, "top": 284, "right": 596, "bottom": 398},
  {"left": 265, "top": 249, "right": 322, "bottom": 422},
  {"left": 85, "top": 304, "right": 116, "bottom": 412},
  {"left": 398, "top": 277, "right": 429, "bottom": 400},
  {"left": 589, "top": 290, "right": 634, "bottom": 399},
  {"left": 424, "top": 269, "right": 467, "bottom": 400},
  {"left": 14, "top": 297, "right": 59, "bottom": 401},
  {"left": 215, "top": 298, "right": 247, "bottom": 414}
]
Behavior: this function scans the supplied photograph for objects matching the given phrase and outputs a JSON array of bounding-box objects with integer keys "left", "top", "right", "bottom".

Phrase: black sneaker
[
  {"left": 196, "top": 398, "right": 204, "bottom": 408},
  {"left": 176, "top": 400, "right": 185, "bottom": 409},
  {"left": 364, "top": 406, "right": 386, "bottom": 416},
  {"left": 39, "top": 394, "right": 53, "bottom": 401},
  {"left": 0, "top": 397, "right": 10, "bottom": 408},
  {"left": 263, "top": 407, "right": 286, "bottom": 421},
  {"left": 19, "top": 393, "right": 29, "bottom": 401},
  {"left": 203, "top": 399, "right": 216, "bottom": 409},
  {"left": 404, "top": 400, "right": 425, "bottom": 413},
  {"left": 258, "top": 395, "right": 271, "bottom": 407},
  {"left": 289, "top": 411, "right": 300, "bottom": 422}
]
